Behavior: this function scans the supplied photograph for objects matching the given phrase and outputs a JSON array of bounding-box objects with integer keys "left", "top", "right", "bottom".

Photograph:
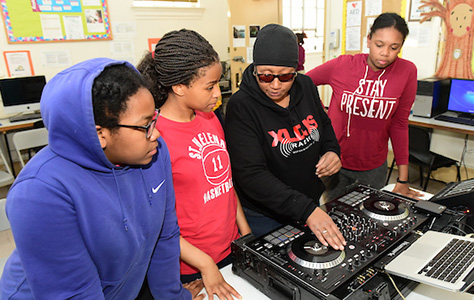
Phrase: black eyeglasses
[
  {"left": 116, "top": 109, "right": 160, "bottom": 139},
  {"left": 253, "top": 71, "right": 297, "bottom": 83}
]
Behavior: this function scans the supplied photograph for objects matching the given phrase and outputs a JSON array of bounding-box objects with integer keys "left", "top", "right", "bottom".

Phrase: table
[
  {"left": 210, "top": 265, "right": 474, "bottom": 299},
  {"left": 409, "top": 115, "right": 474, "bottom": 135},
  {"left": 408, "top": 115, "right": 473, "bottom": 181},
  {"left": 0, "top": 118, "right": 42, "bottom": 176}
]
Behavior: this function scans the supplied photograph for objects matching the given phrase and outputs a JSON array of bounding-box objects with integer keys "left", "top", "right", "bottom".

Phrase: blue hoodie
[{"left": 0, "top": 58, "right": 190, "bottom": 299}]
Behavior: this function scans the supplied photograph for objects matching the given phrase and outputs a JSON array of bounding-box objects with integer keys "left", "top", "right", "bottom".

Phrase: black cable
[
  {"left": 452, "top": 220, "right": 474, "bottom": 233},
  {"left": 442, "top": 224, "right": 469, "bottom": 235}
]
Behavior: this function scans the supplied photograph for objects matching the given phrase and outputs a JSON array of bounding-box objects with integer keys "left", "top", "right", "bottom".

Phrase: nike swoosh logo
[{"left": 152, "top": 180, "right": 165, "bottom": 194}]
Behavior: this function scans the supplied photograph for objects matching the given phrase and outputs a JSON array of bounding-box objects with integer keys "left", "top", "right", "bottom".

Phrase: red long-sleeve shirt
[{"left": 307, "top": 53, "right": 417, "bottom": 171}]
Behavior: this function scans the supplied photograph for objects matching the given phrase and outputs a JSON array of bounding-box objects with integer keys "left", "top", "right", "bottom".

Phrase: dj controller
[{"left": 232, "top": 184, "right": 448, "bottom": 300}]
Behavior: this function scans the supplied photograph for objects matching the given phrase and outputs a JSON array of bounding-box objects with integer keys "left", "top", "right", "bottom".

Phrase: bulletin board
[
  {"left": 0, "top": 0, "right": 112, "bottom": 43},
  {"left": 342, "top": 0, "right": 405, "bottom": 55}
]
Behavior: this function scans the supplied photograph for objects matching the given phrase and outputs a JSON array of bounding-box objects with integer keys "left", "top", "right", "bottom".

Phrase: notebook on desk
[{"left": 384, "top": 230, "right": 474, "bottom": 293}]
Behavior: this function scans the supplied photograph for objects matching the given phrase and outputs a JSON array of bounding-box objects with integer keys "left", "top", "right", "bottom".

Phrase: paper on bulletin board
[
  {"left": 366, "top": 17, "right": 376, "bottom": 33},
  {"left": 365, "top": 0, "right": 382, "bottom": 17},
  {"left": 346, "top": 26, "right": 361, "bottom": 51},
  {"left": 3, "top": 51, "right": 34, "bottom": 77},
  {"left": 346, "top": 1, "right": 362, "bottom": 27},
  {"left": 233, "top": 25, "right": 246, "bottom": 47},
  {"left": 1, "top": 0, "right": 112, "bottom": 43},
  {"left": 362, "top": 17, "right": 376, "bottom": 53},
  {"left": 82, "top": 0, "right": 101, "bottom": 5},
  {"left": 32, "top": 0, "right": 82, "bottom": 13},
  {"left": 63, "top": 15, "right": 85, "bottom": 40},
  {"left": 40, "top": 14, "right": 63, "bottom": 40},
  {"left": 85, "top": 8, "right": 105, "bottom": 33}
]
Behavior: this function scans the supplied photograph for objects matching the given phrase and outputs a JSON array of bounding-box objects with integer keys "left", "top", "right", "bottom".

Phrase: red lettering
[
  {"left": 267, "top": 115, "right": 319, "bottom": 147},
  {"left": 293, "top": 124, "right": 307, "bottom": 140}
]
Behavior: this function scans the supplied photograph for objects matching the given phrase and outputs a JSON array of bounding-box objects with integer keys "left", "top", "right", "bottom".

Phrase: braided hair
[
  {"left": 92, "top": 63, "right": 147, "bottom": 133},
  {"left": 137, "top": 29, "right": 220, "bottom": 107}
]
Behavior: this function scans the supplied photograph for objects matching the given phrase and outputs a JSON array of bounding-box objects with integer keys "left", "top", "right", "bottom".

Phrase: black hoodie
[{"left": 225, "top": 64, "right": 340, "bottom": 224}]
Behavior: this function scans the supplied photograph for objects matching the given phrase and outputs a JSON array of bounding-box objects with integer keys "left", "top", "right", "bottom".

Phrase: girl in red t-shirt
[{"left": 138, "top": 29, "right": 251, "bottom": 300}]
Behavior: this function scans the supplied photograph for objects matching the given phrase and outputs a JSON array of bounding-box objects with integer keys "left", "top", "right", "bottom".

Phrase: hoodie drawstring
[
  {"left": 112, "top": 168, "right": 153, "bottom": 231},
  {"left": 346, "top": 66, "right": 385, "bottom": 137},
  {"left": 139, "top": 168, "right": 153, "bottom": 207},
  {"left": 112, "top": 168, "right": 128, "bottom": 231},
  {"left": 346, "top": 66, "right": 368, "bottom": 137}
]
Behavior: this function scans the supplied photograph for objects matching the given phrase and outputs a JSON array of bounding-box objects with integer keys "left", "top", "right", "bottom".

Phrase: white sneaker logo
[{"left": 152, "top": 180, "right": 165, "bottom": 194}]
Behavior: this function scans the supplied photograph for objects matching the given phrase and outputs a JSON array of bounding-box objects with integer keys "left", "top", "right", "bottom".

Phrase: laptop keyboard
[
  {"left": 435, "top": 114, "right": 474, "bottom": 126},
  {"left": 418, "top": 238, "right": 474, "bottom": 283}
]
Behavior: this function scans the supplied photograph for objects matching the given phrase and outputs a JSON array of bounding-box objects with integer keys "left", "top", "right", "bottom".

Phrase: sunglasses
[{"left": 253, "top": 71, "right": 297, "bottom": 83}]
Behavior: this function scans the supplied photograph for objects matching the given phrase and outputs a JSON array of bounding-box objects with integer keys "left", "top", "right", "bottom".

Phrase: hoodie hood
[{"left": 40, "top": 58, "right": 136, "bottom": 172}]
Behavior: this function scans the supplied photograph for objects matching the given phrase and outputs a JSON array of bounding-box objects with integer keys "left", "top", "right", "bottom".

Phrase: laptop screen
[{"left": 447, "top": 78, "right": 474, "bottom": 114}]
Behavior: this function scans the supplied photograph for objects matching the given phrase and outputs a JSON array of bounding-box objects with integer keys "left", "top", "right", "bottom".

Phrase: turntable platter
[
  {"left": 360, "top": 196, "right": 409, "bottom": 221},
  {"left": 288, "top": 235, "right": 345, "bottom": 269}
]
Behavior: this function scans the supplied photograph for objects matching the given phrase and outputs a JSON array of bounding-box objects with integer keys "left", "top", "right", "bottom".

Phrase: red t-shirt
[
  {"left": 307, "top": 54, "right": 417, "bottom": 171},
  {"left": 156, "top": 111, "right": 239, "bottom": 274}
]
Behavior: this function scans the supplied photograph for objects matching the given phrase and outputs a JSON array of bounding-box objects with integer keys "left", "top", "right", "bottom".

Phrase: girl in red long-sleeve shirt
[{"left": 307, "top": 12, "right": 422, "bottom": 200}]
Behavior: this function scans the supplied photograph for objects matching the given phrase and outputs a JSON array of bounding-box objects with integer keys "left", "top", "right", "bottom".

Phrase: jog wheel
[
  {"left": 287, "top": 235, "right": 345, "bottom": 269},
  {"left": 360, "top": 196, "right": 409, "bottom": 221}
]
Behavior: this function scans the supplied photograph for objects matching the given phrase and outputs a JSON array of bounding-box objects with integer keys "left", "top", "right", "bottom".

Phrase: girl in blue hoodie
[{"left": 0, "top": 58, "right": 202, "bottom": 299}]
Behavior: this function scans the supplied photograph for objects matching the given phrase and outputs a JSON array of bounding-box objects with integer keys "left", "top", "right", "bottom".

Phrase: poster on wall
[
  {"left": 3, "top": 50, "right": 34, "bottom": 77},
  {"left": 40, "top": 49, "right": 72, "bottom": 68},
  {"left": 0, "top": 0, "right": 112, "bottom": 43},
  {"left": 232, "top": 25, "right": 246, "bottom": 47},
  {"left": 249, "top": 25, "right": 260, "bottom": 46}
]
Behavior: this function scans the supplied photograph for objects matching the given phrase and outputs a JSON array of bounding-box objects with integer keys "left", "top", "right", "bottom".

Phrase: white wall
[{"left": 0, "top": 0, "right": 229, "bottom": 118}]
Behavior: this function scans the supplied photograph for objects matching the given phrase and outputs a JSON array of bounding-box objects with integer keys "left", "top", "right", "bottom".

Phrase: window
[
  {"left": 282, "top": 0, "right": 324, "bottom": 53},
  {"left": 133, "top": 0, "right": 199, "bottom": 8}
]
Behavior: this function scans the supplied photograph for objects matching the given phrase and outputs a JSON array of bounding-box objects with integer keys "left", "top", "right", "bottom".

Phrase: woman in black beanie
[{"left": 225, "top": 24, "right": 346, "bottom": 250}]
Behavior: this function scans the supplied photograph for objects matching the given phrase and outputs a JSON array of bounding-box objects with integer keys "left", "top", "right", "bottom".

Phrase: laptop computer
[{"left": 384, "top": 230, "right": 474, "bottom": 293}]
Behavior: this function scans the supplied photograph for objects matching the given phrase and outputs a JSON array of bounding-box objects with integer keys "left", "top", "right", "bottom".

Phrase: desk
[
  {"left": 409, "top": 115, "right": 474, "bottom": 135},
  {"left": 0, "top": 118, "right": 42, "bottom": 175}
]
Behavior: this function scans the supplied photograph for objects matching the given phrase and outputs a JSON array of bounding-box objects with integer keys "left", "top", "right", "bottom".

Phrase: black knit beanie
[{"left": 253, "top": 24, "right": 298, "bottom": 68}]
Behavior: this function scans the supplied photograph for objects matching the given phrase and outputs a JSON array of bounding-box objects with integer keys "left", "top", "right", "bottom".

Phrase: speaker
[{"left": 412, "top": 78, "right": 450, "bottom": 118}]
